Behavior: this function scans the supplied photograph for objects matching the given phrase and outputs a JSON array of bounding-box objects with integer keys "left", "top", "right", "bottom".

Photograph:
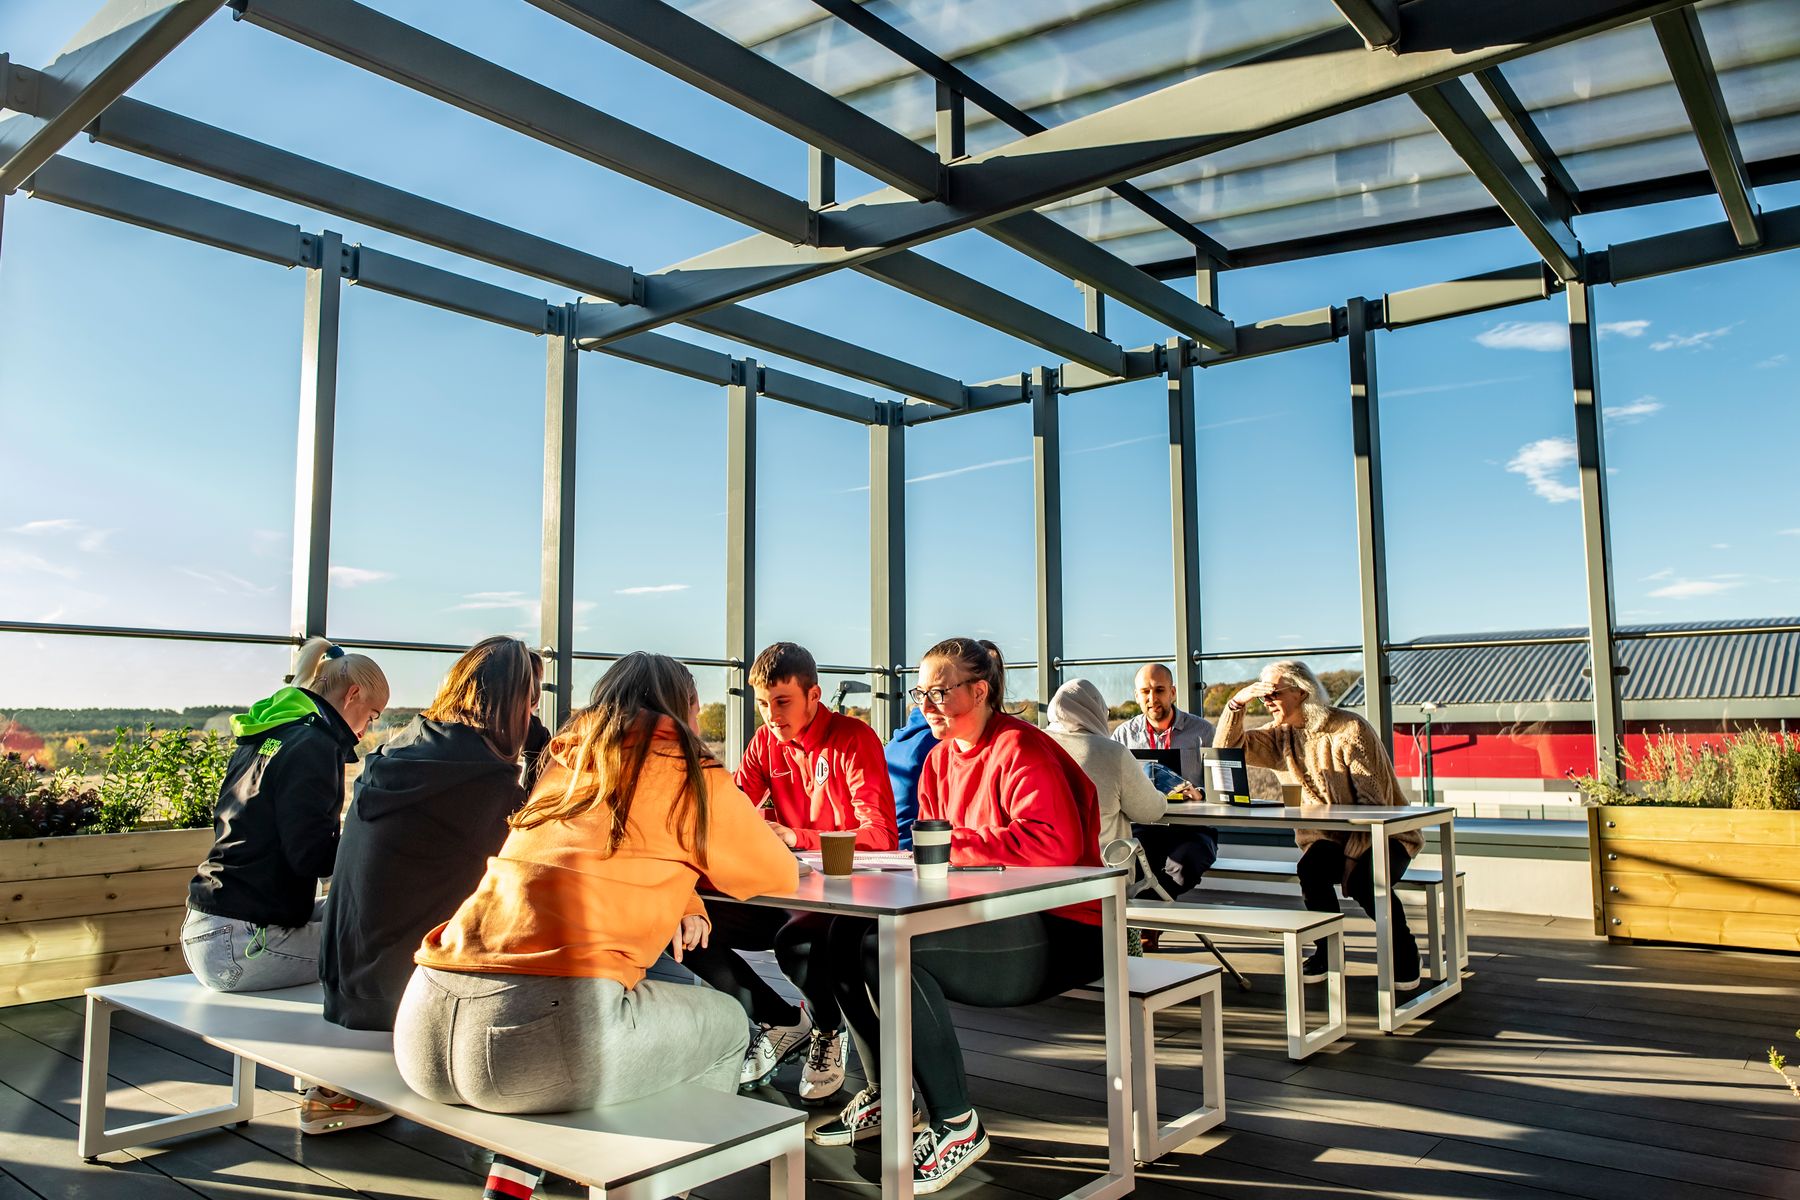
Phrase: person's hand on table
[
  {"left": 1174, "top": 782, "right": 1203, "bottom": 803},
  {"left": 768, "top": 821, "right": 798, "bottom": 848},
  {"left": 670, "top": 914, "right": 709, "bottom": 963}
]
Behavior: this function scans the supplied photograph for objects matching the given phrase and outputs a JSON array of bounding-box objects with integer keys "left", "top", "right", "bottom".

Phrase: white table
[
  {"left": 719, "top": 864, "right": 1133, "bottom": 1200},
  {"left": 1161, "top": 802, "right": 1461, "bottom": 1032}
]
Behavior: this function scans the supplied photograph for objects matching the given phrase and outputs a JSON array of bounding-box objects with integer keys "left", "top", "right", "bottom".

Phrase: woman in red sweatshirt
[{"left": 810, "top": 637, "right": 1103, "bottom": 1195}]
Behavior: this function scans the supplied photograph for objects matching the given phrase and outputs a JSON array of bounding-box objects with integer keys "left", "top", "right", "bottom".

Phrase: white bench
[
  {"left": 1126, "top": 903, "right": 1347, "bottom": 1061},
  {"left": 1069, "top": 957, "right": 1224, "bottom": 1163},
  {"left": 1205, "top": 856, "right": 1470, "bottom": 976},
  {"left": 79, "top": 976, "right": 805, "bottom": 1200}
]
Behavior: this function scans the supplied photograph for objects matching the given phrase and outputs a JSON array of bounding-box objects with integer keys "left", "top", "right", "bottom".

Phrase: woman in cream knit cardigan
[{"left": 1215, "top": 660, "right": 1423, "bottom": 989}]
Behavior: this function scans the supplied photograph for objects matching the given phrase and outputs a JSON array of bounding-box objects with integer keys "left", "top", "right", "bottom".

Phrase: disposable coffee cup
[
  {"left": 819, "top": 830, "right": 858, "bottom": 876},
  {"left": 912, "top": 819, "right": 953, "bottom": 881}
]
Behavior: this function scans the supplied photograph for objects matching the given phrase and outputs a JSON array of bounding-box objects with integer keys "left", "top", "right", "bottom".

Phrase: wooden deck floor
[{"left": 2, "top": 898, "right": 1797, "bottom": 1200}]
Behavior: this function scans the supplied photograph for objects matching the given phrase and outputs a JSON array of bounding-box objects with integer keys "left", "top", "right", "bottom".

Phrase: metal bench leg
[
  {"left": 1455, "top": 876, "right": 1470, "bottom": 971},
  {"left": 79, "top": 994, "right": 258, "bottom": 1160},
  {"left": 1421, "top": 881, "right": 1445, "bottom": 981},
  {"left": 1281, "top": 928, "right": 1347, "bottom": 1061},
  {"left": 1132, "top": 979, "right": 1225, "bottom": 1163}
]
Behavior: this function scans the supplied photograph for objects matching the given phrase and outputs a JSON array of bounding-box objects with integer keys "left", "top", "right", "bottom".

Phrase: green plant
[
  {"left": 96, "top": 724, "right": 231, "bottom": 832},
  {"left": 1575, "top": 729, "right": 1800, "bottom": 809},
  {"left": 1773, "top": 1031, "right": 1800, "bottom": 1098},
  {"left": 0, "top": 752, "right": 101, "bottom": 840}
]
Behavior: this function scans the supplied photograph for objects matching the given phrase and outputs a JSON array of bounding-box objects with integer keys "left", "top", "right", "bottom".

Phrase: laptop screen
[{"left": 1129, "top": 748, "right": 1181, "bottom": 774}]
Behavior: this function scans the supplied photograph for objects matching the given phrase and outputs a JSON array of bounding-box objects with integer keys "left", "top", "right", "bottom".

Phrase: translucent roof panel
[{"left": 672, "top": 0, "right": 1800, "bottom": 269}]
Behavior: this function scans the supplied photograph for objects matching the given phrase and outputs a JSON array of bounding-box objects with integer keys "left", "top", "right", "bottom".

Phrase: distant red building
[{"left": 1, "top": 719, "right": 48, "bottom": 763}]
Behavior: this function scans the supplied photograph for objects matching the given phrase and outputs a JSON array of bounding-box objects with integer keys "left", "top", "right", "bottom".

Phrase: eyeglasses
[{"left": 908, "top": 679, "right": 975, "bottom": 708}]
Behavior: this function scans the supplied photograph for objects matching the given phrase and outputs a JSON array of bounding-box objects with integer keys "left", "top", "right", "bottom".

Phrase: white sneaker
[
  {"left": 739, "top": 1007, "right": 815, "bottom": 1090},
  {"left": 798, "top": 1024, "right": 848, "bottom": 1101}
]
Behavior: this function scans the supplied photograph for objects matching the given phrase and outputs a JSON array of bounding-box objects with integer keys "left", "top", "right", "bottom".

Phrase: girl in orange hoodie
[{"left": 394, "top": 652, "right": 798, "bottom": 1141}]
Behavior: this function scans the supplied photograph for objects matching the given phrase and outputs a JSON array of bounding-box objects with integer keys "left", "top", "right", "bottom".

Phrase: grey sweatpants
[
  {"left": 393, "top": 966, "right": 748, "bottom": 1114},
  {"left": 180, "top": 900, "right": 324, "bottom": 993}
]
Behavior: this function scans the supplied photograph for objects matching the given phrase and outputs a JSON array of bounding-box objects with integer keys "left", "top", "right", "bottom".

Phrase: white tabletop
[
  {"left": 1163, "top": 801, "right": 1454, "bottom": 829},
  {"left": 726, "top": 863, "right": 1127, "bottom": 916}
]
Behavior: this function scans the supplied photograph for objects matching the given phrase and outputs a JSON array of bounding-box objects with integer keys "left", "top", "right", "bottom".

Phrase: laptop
[
  {"left": 1129, "top": 747, "right": 1182, "bottom": 775},
  {"left": 1199, "top": 747, "right": 1282, "bottom": 806}
]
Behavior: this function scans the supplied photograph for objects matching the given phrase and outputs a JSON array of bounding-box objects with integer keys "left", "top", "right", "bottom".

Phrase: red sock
[{"left": 483, "top": 1156, "right": 541, "bottom": 1200}]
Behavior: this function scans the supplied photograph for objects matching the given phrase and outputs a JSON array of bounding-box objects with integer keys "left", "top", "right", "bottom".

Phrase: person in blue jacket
[{"left": 883, "top": 704, "right": 938, "bottom": 849}]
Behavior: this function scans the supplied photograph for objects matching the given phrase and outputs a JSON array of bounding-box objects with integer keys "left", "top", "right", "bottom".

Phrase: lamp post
[{"left": 1419, "top": 701, "right": 1439, "bottom": 805}]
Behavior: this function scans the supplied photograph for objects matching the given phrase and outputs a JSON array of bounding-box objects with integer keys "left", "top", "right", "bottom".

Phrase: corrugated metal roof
[{"left": 1336, "top": 618, "right": 1800, "bottom": 706}]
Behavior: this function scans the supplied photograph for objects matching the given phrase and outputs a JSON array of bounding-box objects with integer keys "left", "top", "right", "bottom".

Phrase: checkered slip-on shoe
[{"left": 911, "top": 1110, "right": 989, "bottom": 1194}]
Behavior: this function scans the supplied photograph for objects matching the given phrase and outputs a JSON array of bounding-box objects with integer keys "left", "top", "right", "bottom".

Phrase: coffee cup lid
[{"left": 913, "top": 819, "right": 953, "bottom": 831}]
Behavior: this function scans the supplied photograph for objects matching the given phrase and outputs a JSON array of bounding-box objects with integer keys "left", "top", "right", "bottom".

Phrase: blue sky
[{"left": 2, "top": 3, "right": 1797, "bottom": 713}]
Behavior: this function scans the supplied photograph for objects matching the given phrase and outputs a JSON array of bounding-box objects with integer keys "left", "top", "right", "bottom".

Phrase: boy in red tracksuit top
[{"left": 682, "top": 641, "right": 896, "bottom": 1101}]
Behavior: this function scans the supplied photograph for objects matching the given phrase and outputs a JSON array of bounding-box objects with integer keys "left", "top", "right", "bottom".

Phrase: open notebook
[{"left": 794, "top": 850, "right": 917, "bottom": 873}]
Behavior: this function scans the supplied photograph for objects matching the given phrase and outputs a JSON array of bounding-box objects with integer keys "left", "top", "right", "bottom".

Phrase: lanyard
[{"left": 1145, "top": 721, "right": 1171, "bottom": 751}]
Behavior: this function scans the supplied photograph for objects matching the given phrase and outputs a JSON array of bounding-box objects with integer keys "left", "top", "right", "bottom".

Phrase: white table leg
[
  {"left": 1440, "top": 817, "right": 1461, "bottom": 986},
  {"left": 877, "top": 913, "right": 914, "bottom": 1200},
  {"left": 1099, "top": 883, "right": 1132, "bottom": 1194},
  {"left": 1372, "top": 822, "right": 1396, "bottom": 1032}
]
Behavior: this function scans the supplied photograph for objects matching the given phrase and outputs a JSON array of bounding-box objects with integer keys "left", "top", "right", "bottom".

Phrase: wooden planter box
[
  {"left": 1588, "top": 806, "right": 1800, "bottom": 952},
  {"left": 0, "top": 828, "right": 212, "bottom": 1007}
]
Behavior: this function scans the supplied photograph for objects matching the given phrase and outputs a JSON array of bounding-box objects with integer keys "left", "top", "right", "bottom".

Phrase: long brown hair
[
  {"left": 509, "top": 652, "right": 716, "bottom": 864},
  {"left": 421, "top": 636, "right": 537, "bottom": 760}
]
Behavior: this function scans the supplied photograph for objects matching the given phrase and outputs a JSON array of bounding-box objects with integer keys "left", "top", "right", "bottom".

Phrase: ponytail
[
  {"left": 922, "top": 636, "right": 1006, "bottom": 714},
  {"left": 290, "top": 635, "right": 388, "bottom": 708}
]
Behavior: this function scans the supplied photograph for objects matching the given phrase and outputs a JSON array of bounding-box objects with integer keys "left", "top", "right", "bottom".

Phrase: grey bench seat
[{"left": 79, "top": 975, "right": 804, "bottom": 1200}]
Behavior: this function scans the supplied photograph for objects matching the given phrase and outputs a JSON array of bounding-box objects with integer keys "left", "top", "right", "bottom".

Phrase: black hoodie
[{"left": 318, "top": 717, "right": 526, "bottom": 1030}]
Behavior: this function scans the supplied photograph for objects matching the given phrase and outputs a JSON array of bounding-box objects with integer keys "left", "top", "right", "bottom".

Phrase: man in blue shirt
[{"left": 1111, "top": 663, "right": 1219, "bottom": 897}]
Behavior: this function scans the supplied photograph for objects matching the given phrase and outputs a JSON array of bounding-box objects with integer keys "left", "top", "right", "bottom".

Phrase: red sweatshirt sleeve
[
  {"left": 949, "top": 737, "right": 1090, "bottom": 868},
  {"left": 733, "top": 727, "right": 771, "bottom": 804}
]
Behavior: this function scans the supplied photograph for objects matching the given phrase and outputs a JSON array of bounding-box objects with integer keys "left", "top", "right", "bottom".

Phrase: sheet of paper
[{"left": 795, "top": 850, "right": 916, "bottom": 872}]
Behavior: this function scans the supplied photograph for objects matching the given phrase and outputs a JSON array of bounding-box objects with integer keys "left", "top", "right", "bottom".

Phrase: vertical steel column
[
  {"left": 290, "top": 230, "right": 344, "bottom": 650},
  {"left": 870, "top": 404, "right": 907, "bottom": 735},
  {"left": 1166, "top": 338, "right": 1204, "bottom": 714},
  {"left": 725, "top": 358, "right": 759, "bottom": 765},
  {"left": 1031, "top": 366, "right": 1063, "bottom": 721},
  {"left": 1568, "top": 281, "right": 1624, "bottom": 779},
  {"left": 1195, "top": 253, "right": 1223, "bottom": 311},
  {"left": 1347, "top": 297, "right": 1393, "bottom": 747},
  {"left": 935, "top": 83, "right": 966, "bottom": 162},
  {"left": 1080, "top": 283, "right": 1106, "bottom": 337},
  {"left": 540, "top": 306, "right": 579, "bottom": 728}
]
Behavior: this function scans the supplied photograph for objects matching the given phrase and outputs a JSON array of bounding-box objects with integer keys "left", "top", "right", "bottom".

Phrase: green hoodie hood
[{"left": 231, "top": 686, "right": 322, "bottom": 738}]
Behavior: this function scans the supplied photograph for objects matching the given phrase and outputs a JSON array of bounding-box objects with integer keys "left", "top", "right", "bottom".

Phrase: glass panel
[
  {"left": 1196, "top": 343, "right": 1359, "bottom": 654},
  {"left": 904, "top": 406, "right": 1036, "bottom": 666},
  {"left": 329, "top": 290, "right": 542, "bottom": 646},
  {"left": 1596, "top": 252, "right": 1800, "bottom": 625},
  {"left": 1060, "top": 378, "right": 1175, "bottom": 661},
  {"left": 1378, "top": 298, "right": 1588, "bottom": 640},
  {"left": 1697, "top": 0, "right": 1800, "bottom": 168},
  {"left": 0, "top": 634, "right": 291, "bottom": 717},
  {"left": 0, "top": 203, "right": 302, "bottom": 637},
  {"left": 573, "top": 359, "right": 727, "bottom": 659},
  {"left": 1200, "top": 651, "right": 1362, "bottom": 799}
]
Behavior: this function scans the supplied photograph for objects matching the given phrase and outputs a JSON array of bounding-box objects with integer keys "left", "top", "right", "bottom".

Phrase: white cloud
[
  {"left": 1711, "top": 543, "right": 1730, "bottom": 551},
  {"left": 75, "top": 528, "right": 112, "bottom": 553},
  {"left": 9, "top": 518, "right": 82, "bottom": 535},
  {"left": 614, "top": 584, "right": 690, "bottom": 595},
  {"left": 1781, "top": 529, "right": 1800, "bottom": 537},
  {"left": 1758, "top": 353, "right": 1789, "bottom": 369},
  {"left": 1506, "top": 437, "right": 1579, "bottom": 503},
  {"left": 1475, "top": 321, "right": 1568, "bottom": 352},
  {"left": 1650, "top": 325, "right": 1734, "bottom": 352},
  {"left": 328, "top": 566, "right": 393, "bottom": 589},
  {"left": 1599, "top": 320, "right": 1650, "bottom": 339},
  {"left": 0, "top": 546, "right": 79, "bottom": 580},
  {"left": 1643, "top": 568, "right": 1674, "bottom": 581},
  {"left": 905, "top": 454, "right": 1032, "bottom": 485},
  {"left": 250, "top": 529, "right": 288, "bottom": 558},
  {"left": 453, "top": 590, "right": 534, "bottom": 611},
  {"left": 176, "top": 567, "right": 272, "bottom": 596},
  {"left": 1069, "top": 433, "right": 1160, "bottom": 455},
  {"left": 1603, "top": 396, "right": 1662, "bottom": 423},
  {"left": 1383, "top": 375, "right": 1527, "bottom": 398},
  {"left": 1649, "top": 578, "right": 1742, "bottom": 599}
]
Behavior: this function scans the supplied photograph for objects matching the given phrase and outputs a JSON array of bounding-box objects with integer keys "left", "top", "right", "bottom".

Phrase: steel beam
[
  {"left": 1473, "top": 68, "right": 1581, "bottom": 209},
  {"left": 1346, "top": 298, "right": 1392, "bottom": 748},
  {"left": 541, "top": 311, "right": 579, "bottom": 728},
  {"left": 576, "top": 0, "right": 1674, "bottom": 341},
  {"left": 870, "top": 406, "right": 907, "bottom": 735},
  {"left": 1412, "top": 80, "right": 1583, "bottom": 281},
  {"left": 1031, "top": 366, "right": 1063, "bottom": 721},
  {"left": 1603, "top": 201, "right": 1800, "bottom": 283},
  {"left": 725, "top": 360, "right": 760, "bottom": 765},
  {"left": 291, "top": 230, "right": 346, "bottom": 645},
  {"left": 1382, "top": 262, "right": 1555, "bottom": 328},
  {"left": 234, "top": 0, "right": 1116, "bottom": 371},
  {"left": 351, "top": 245, "right": 553, "bottom": 333},
  {"left": 530, "top": 0, "right": 1234, "bottom": 350},
  {"left": 24, "top": 153, "right": 307, "bottom": 266},
  {"left": 1652, "top": 6, "right": 1761, "bottom": 247},
  {"left": 0, "top": 0, "right": 227, "bottom": 192},
  {"left": 1165, "top": 340, "right": 1203, "bottom": 715},
  {"left": 806, "top": 0, "right": 1235, "bottom": 264},
  {"left": 1567, "top": 282, "right": 1623, "bottom": 781},
  {"left": 1332, "top": 0, "right": 1402, "bottom": 49}
]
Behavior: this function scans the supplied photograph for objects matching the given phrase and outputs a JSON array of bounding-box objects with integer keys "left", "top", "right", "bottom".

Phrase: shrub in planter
[
  {"left": 96, "top": 724, "right": 232, "bottom": 832},
  {"left": 0, "top": 752, "right": 100, "bottom": 840},
  {"left": 1574, "top": 729, "right": 1800, "bottom": 809}
]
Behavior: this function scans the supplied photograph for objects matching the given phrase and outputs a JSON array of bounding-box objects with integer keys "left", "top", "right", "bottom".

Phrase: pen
[{"left": 949, "top": 864, "right": 1005, "bottom": 872}]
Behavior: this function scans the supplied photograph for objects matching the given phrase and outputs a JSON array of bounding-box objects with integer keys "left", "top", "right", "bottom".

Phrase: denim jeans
[{"left": 180, "top": 899, "right": 325, "bottom": 993}]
